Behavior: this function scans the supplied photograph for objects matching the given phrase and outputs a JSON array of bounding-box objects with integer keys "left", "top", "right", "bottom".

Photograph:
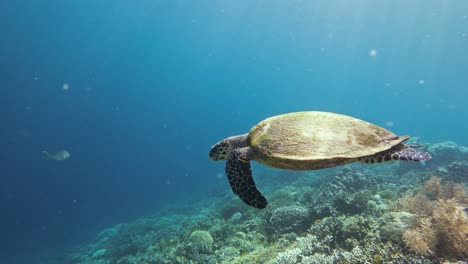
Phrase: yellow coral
[
  {"left": 423, "top": 176, "right": 442, "bottom": 200},
  {"left": 401, "top": 177, "right": 468, "bottom": 260},
  {"left": 373, "top": 254, "right": 382, "bottom": 263},
  {"left": 403, "top": 218, "right": 436, "bottom": 256},
  {"left": 432, "top": 199, "right": 468, "bottom": 258}
]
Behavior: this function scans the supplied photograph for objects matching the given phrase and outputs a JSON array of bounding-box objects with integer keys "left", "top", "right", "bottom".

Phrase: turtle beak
[
  {"left": 209, "top": 140, "right": 230, "bottom": 161},
  {"left": 209, "top": 146, "right": 219, "bottom": 160}
]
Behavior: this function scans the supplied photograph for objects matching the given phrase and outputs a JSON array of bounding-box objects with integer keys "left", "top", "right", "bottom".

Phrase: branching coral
[
  {"left": 402, "top": 218, "right": 436, "bottom": 256},
  {"left": 273, "top": 216, "right": 432, "bottom": 264},
  {"left": 401, "top": 176, "right": 468, "bottom": 260},
  {"left": 432, "top": 199, "right": 468, "bottom": 258}
]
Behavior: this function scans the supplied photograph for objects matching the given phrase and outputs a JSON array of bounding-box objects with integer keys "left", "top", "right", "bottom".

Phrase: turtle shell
[{"left": 248, "top": 111, "right": 408, "bottom": 170}]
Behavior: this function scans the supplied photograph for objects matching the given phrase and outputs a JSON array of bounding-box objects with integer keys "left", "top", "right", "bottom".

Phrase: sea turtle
[{"left": 209, "top": 111, "right": 430, "bottom": 209}]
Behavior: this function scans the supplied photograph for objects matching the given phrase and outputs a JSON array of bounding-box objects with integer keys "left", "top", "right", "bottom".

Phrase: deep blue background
[{"left": 1, "top": 1, "right": 468, "bottom": 263}]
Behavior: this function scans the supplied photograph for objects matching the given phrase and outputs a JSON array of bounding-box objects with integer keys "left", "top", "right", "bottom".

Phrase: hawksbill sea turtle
[{"left": 209, "top": 111, "right": 430, "bottom": 209}]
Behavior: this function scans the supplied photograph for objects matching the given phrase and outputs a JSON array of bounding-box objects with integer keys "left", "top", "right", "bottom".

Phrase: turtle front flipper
[
  {"left": 359, "top": 144, "right": 431, "bottom": 164},
  {"left": 226, "top": 147, "right": 268, "bottom": 209}
]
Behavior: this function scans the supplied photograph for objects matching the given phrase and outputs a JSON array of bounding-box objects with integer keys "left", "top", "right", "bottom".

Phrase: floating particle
[
  {"left": 216, "top": 172, "right": 223, "bottom": 179},
  {"left": 369, "top": 49, "right": 378, "bottom": 57},
  {"left": 418, "top": 80, "right": 425, "bottom": 85},
  {"left": 462, "top": 33, "right": 467, "bottom": 38},
  {"left": 34, "top": 77, "right": 38, "bottom": 81},
  {"left": 62, "top": 83, "right": 70, "bottom": 91},
  {"left": 385, "top": 82, "right": 391, "bottom": 87},
  {"left": 385, "top": 121, "right": 394, "bottom": 127}
]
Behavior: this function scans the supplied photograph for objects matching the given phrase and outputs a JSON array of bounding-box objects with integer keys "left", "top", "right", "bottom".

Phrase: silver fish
[{"left": 42, "top": 150, "right": 70, "bottom": 161}]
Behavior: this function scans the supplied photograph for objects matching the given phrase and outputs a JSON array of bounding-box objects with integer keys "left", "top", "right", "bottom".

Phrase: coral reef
[
  {"left": 373, "top": 211, "right": 415, "bottom": 243},
  {"left": 273, "top": 215, "right": 431, "bottom": 264},
  {"left": 63, "top": 140, "right": 468, "bottom": 264},
  {"left": 399, "top": 176, "right": 468, "bottom": 260},
  {"left": 188, "top": 230, "right": 214, "bottom": 254},
  {"left": 428, "top": 141, "right": 468, "bottom": 166},
  {"left": 303, "top": 166, "right": 385, "bottom": 219},
  {"left": 269, "top": 205, "right": 310, "bottom": 234}
]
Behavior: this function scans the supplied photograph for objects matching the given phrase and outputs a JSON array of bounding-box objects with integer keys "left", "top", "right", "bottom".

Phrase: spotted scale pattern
[
  {"left": 226, "top": 147, "right": 267, "bottom": 209},
  {"left": 359, "top": 144, "right": 431, "bottom": 164},
  {"left": 209, "top": 140, "right": 230, "bottom": 160}
]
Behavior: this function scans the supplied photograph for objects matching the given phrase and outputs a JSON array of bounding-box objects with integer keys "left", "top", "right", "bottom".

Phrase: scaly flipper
[
  {"left": 358, "top": 144, "right": 431, "bottom": 164},
  {"left": 226, "top": 147, "right": 268, "bottom": 209}
]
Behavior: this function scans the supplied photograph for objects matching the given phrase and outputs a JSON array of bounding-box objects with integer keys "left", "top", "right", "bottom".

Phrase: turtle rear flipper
[
  {"left": 226, "top": 147, "right": 268, "bottom": 209},
  {"left": 389, "top": 146, "right": 431, "bottom": 161},
  {"left": 359, "top": 144, "right": 431, "bottom": 164}
]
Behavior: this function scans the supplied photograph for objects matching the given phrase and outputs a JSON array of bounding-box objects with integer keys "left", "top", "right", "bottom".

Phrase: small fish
[{"left": 42, "top": 150, "right": 70, "bottom": 161}]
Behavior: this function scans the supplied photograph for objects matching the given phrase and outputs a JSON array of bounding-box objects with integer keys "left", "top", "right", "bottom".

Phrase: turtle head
[{"left": 209, "top": 139, "right": 231, "bottom": 161}]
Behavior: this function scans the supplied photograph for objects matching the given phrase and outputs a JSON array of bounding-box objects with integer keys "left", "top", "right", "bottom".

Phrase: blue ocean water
[{"left": 1, "top": 1, "right": 467, "bottom": 263}]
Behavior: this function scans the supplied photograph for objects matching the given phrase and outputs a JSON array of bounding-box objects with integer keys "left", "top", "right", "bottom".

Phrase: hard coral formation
[
  {"left": 189, "top": 230, "right": 214, "bottom": 254},
  {"left": 444, "top": 161, "right": 468, "bottom": 182},
  {"left": 269, "top": 205, "right": 310, "bottom": 234},
  {"left": 91, "top": 249, "right": 106, "bottom": 259},
  {"left": 274, "top": 215, "right": 431, "bottom": 264},
  {"left": 64, "top": 140, "right": 468, "bottom": 264},
  {"left": 305, "top": 166, "right": 384, "bottom": 218},
  {"left": 374, "top": 212, "right": 415, "bottom": 243},
  {"left": 428, "top": 141, "right": 468, "bottom": 166}
]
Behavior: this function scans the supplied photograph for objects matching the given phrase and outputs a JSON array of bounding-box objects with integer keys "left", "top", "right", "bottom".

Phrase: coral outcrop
[
  {"left": 374, "top": 211, "right": 415, "bottom": 243},
  {"left": 269, "top": 205, "right": 310, "bottom": 234},
  {"left": 189, "top": 230, "right": 214, "bottom": 254}
]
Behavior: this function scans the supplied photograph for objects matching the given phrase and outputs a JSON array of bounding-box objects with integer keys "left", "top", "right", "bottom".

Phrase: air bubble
[{"left": 62, "top": 83, "right": 70, "bottom": 91}]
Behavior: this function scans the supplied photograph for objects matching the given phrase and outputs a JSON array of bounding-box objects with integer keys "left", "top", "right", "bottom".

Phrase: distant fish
[{"left": 42, "top": 150, "right": 70, "bottom": 161}]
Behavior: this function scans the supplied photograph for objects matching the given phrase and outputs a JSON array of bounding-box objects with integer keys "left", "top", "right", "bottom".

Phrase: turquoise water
[{"left": 1, "top": 1, "right": 468, "bottom": 263}]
